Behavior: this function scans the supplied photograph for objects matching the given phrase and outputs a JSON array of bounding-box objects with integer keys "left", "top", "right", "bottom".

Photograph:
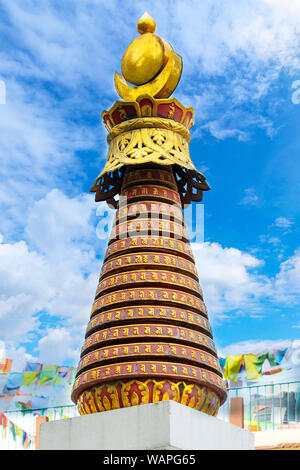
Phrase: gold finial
[
  {"left": 137, "top": 12, "right": 156, "bottom": 34},
  {"left": 115, "top": 15, "right": 182, "bottom": 100}
]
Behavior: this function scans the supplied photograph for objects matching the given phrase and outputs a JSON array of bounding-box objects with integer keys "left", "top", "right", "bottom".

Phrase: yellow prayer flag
[
  {"left": 223, "top": 355, "right": 243, "bottom": 381},
  {"left": 244, "top": 353, "right": 262, "bottom": 380}
]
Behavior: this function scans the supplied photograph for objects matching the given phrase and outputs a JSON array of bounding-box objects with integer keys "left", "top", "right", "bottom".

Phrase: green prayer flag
[
  {"left": 253, "top": 352, "right": 279, "bottom": 376},
  {"left": 22, "top": 371, "right": 39, "bottom": 386},
  {"left": 39, "top": 365, "right": 58, "bottom": 385},
  {"left": 10, "top": 421, "right": 17, "bottom": 440}
]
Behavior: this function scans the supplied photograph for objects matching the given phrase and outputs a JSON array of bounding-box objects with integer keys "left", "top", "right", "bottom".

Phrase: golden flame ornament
[{"left": 115, "top": 13, "right": 182, "bottom": 100}]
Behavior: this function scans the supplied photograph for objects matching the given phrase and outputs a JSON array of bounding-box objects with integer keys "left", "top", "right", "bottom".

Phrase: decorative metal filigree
[
  {"left": 90, "top": 167, "right": 125, "bottom": 209},
  {"left": 90, "top": 113, "right": 210, "bottom": 207},
  {"left": 99, "top": 126, "right": 194, "bottom": 178},
  {"left": 90, "top": 164, "right": 211, "bottom": 208},
  {"left": 173, "top": 165, "right": 211, "bottom": 206}
]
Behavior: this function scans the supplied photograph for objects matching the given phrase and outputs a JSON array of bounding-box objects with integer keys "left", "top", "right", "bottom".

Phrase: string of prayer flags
[
  {"left": 222, "top": 347, "right": 288, "bottom": 381},
  {"left": 0, "top": 412, "right": 34, "bottom": 449}
]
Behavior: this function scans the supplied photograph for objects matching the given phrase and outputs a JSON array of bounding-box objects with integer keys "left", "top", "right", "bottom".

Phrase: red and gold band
[
  {"left": 122, "top": 168, "right": 178, "bottom": 190},
  {"left": 100, "top": 252, "right": 198, "bottom": 280},
  {"left": 77, "top": 342, "right": 222, "bottom": 376},
  {"left": 71, "top": 360, "right": 227, "bottom": 406},
  {"left": 121, "top": 185, "right": 181, "bottom": 204},
  {"left": 91, "top": 287, "right": 206, "bottom": 315},
  {"left": 96, "top": 269, "right": 201, "bottom": 297},
  {"left": 109, "top": 218, "right": 188, "bottom": 242},
  {"left": 115, "top": 201, "right": 183, "bottom": 223},
  {"left": 87, "top": 305, "right": 212, "bottom": 336},
  {"left": 104, "top": 236, "right": 194, "bottom": 261},
  {"left": 81, "top": 323, "right": 216, "bottom": 356}
]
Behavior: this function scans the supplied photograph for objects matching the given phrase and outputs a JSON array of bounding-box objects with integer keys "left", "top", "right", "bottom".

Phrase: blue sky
[{"left": 0, "top": 0, "right": 300, "bottom": 370}]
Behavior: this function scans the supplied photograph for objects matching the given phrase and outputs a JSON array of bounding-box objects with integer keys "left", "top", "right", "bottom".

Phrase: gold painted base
[{"left": 77, "top": 379, "right": 221, "bottom": 417}]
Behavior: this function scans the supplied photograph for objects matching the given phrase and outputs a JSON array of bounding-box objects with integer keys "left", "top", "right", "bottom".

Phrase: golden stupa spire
[
  {"left": 115, "top": 13, "right": 182, "bottom": 100},
  {"left": 71, "top": 13, "right": 226, "bottom": 420}
]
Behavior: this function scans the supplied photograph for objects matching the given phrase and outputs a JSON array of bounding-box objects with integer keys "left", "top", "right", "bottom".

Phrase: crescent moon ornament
[
  {"left": 114, "top": 13, "right": 183, "bottom": 100},
  {"left": 115, "top": 49, "right": 183, "bottom": 101}
]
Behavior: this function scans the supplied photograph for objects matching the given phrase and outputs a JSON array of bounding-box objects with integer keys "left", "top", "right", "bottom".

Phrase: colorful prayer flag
[
  {"left": 9, "top": 421, "right": 17, "bottom": 440},
  {"left": 253, "top": 352, "right": 278, "bottom": 376},
  {"left": 54, "top": 366, "right": 73, "bottom": 385},
  {"left": 16, "top": 400, "right": 32, "bottom": 410},
  {"left": 6, "top": 372, "right": 23, "bottom": 391},
  {"left": 22, "top": 431, "right": 28, "bottom": 447},
  {"left": 2, "top": 414, "right": 8, "bottom": 438},
  {"left": 244, "top": 353, "right": 262, "bottom": 380},
  {"left": 68, "top": 368, "right": 76, "bottom": 385},
  {"left": 39, "top": 365, "right": 58, "bottom": 385},
  {"left": 22, "top": 362, "right": 42, "bottom": 386},
  {"left": 0, "top": 358, "right": 12, "bottom": 373},
  {"left": 272, "top": 348, "right": 287, "bottom": 365},
  {"left": 223, "top": 355, "right": 243, "bottom": 381}
]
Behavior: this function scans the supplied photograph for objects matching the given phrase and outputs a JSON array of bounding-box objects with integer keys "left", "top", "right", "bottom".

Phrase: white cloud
[
  {"left": 218, "top": 338, "right": 293, "bottom": 358},
  {"left": 267, "top": 237, "right": 281, "bottom": 246},
  {"left": 260, "top": 234, "right": 281, "bottom": 246},
  {"left": 25, "top": 189, "right": 94, "bottom": 257},
  {"left": 3, "top": 345, "right": 36, "bottom": 373},
  {"left": 0, "top": 78, "right": 103, "bottom": 238},
  {"left": 274, "top": 248, "right": 300, "bottom": 302},
  {"left": 239, "top": 188, "right": 260, "bottom": 206},
  {"left": 38, "top": 328, "right": 81, "bottom": 365},
  {"left": 0, "top": 189, "right": 109, "bottom": 357},
  {"left": 192, "top": 242, "right": 269, "bottom": 318},
  {"left": 193, "top": 242, "right": 300, "bottom": 322},
  {"left": 166, "top": 0, "right": 300, "bottom": 139},
  {"left": 273, "top": 217, "right": 294, "bottom": 229}
]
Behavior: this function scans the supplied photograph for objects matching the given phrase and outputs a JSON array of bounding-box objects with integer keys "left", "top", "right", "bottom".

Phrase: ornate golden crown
[{"left": 90, "top": 13, "right": 210, "bottom": 207}]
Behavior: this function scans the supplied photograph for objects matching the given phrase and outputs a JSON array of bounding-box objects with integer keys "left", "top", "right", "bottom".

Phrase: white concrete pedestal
[{"left": 39, "top": 400, "right": 254, "bottom": 450}]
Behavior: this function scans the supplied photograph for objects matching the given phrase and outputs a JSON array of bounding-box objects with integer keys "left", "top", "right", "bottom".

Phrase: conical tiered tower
[{"left": 71, "top": 13, "right": 227, "bottom": 416}]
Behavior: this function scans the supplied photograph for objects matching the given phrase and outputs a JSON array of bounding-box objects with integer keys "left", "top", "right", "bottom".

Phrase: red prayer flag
[
  {"left": 23, "top": 432, "right": 29, "bottom": 449},
  {"left": 3, "top": 414, "right": 8, "bottom": 428},
  {"left": 0, "top": 358, "right": 12, "bottom": 373}
]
